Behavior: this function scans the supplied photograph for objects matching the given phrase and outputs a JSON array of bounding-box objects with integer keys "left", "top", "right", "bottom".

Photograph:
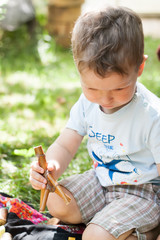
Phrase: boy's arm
[
  {"left": 156, "top": 163, "right": 160, "bottom": 176},
  {"left": 46, "top": 127, "right": 83, "bottom": 180}
]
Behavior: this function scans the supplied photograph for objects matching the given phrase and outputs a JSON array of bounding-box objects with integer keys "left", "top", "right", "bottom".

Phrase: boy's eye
[
  {"left": 88, "top": 88, "right": 97, "bottom": 91},
  {"left": 116, "top": 88, "right": 124, "bottom": 91}
]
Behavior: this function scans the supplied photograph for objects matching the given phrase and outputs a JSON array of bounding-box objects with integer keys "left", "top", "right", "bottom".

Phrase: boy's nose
[{"left": 100, "top": 91, "right": 113, "bottom": 104}]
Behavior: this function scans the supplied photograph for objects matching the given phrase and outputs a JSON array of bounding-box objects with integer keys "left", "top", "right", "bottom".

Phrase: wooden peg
[
  {"left": 34, "top": 146, "right": 49, "bottom": 212},
  {"left": 0, "top": 208, "right": 8, "bottom": 226},
  {"left": 34, "top": 145, "right": 71, "bottom": 212}
]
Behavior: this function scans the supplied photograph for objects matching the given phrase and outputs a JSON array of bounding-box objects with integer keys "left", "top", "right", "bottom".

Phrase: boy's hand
[
  {"left": 30, "top": 160, "right": 57, "bottom": 190},
  {"left": 30, "top": 128, "right": 83, "bottom": 190},
  {"left": 30, "top": 161, "right": 47, "bottom": 190}
]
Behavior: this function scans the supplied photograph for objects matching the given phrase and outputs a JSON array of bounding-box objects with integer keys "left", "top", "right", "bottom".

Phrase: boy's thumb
[{"left": 47, "top": 161, "right": 55, "bottom": 171}]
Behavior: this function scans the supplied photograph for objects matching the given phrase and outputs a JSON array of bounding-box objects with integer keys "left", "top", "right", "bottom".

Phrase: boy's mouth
[{"left": 101, "top": 104, "right": 113, "bottom": 109}]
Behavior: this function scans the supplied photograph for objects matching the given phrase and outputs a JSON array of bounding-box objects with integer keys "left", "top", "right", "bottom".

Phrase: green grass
[
  {"left": 141, "top": 36, "right": 160, "bottom": 96},
  {"left": 0, "top": 21, "right": 90, "bottom": 210},
  {"left": 0, "top": 19, "right": 160, "bottom": 210}
]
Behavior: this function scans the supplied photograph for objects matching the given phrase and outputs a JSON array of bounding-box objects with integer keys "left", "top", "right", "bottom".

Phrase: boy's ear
[{"left": 138, "top": 55, "right": 148, "bottom": 76}]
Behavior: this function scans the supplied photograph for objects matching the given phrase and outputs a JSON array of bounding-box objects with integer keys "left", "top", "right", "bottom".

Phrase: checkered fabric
[{"left": 59, "top": 169, "right": 160, "bottom": 239}]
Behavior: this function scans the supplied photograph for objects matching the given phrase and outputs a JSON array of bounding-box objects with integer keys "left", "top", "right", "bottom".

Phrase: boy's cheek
[
  {"left": 82, "top": 90, "right": 96, "bottom": 102},
  {"left": 118, "top": 90, "right": 135, "bottom": 103}
]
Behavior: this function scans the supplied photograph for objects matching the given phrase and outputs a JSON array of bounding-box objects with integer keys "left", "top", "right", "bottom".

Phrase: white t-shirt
[{"left": 66, "top": 82, "right": 160, "bottom": 187}]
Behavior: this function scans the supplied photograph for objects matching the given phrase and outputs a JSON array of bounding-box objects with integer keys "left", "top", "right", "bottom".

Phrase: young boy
[{"left": 30, "top": 6, "right": 160, "bottom": 240}]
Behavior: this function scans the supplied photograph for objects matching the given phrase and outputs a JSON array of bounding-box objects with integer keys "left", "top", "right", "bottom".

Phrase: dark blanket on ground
[
  {"left": 1, "top": 193, "right": 83, "bottom": 240},
  {"left": 5, "top": 213, "right": 82, "bottom": 240}
]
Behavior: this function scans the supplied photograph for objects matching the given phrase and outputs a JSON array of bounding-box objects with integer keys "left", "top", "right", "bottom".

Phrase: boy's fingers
[
  {"left": 31, "top": 161, "right": 44, "bottom": 174},
  {"left": 29, "top": 171, "right": 47, "bottom": 190},
  {"left": 30, "top": 170, "right": 47, "bottom": 184},
  {"left": 30, "top": 179, "right": 46, "bottom": 190}
]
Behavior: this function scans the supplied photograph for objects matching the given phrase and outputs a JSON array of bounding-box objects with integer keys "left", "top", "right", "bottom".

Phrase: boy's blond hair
[{"left": 72, "top": 7, "right": 144, "bottom": 76}]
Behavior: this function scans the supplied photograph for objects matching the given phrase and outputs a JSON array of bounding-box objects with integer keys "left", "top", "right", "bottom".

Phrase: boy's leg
[
  {"left": 47, "top": 169, "right": 105, "bottom": 224},
  {"left": 82, "top": 222, "right": 160, "bottom": 240},
  {"left": 47, "top": 174, "right": 160, "bottom": 240},
  {"left": 82, "top": 223, "right": 134, "bottom": 240},
  {"left": 47, "top": 186, "right": 82, "bottom": 224},
  {"left": 88, "top": 184, "right": 160, "bottom": 240}
]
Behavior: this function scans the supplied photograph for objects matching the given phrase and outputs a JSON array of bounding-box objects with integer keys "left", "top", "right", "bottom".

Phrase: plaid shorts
[{"left": 59, "top": 169, "right": 160, "bottom": 239}]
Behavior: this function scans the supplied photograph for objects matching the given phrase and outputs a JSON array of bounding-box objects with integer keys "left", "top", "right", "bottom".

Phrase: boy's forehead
[{"left": 80, "top": 67, "right": 137, "bottom": 89}]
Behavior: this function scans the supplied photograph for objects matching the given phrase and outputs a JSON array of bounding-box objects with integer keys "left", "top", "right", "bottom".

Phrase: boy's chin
[{"left": 100, "top": 104, "right": 125, "bottom": 114}]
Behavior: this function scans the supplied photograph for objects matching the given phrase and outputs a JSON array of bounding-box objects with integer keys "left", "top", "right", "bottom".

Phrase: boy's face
[{"left": 80, "top": 66, "right": 143, "bottom": 114}]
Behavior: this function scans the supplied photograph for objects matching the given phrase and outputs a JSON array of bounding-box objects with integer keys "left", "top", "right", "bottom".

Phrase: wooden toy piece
[
  {"left": 0, "top": 208, "right": 8, "bottom": 226},
  {"left": 0, "top": 226, "right": 5, "bottom": 237},
  {"left": 34, "top": 145, "right": 71, "bottom": 212},
  {"left": 47, "top": 174, "right": 71, "bottom": 205},
  {"left": 0, "top": 232, "right": 13, "bottom": 240},
  {"left": 34, "top": 146, "right": 49, "bottom": 212},
  {"left": 46, "top": 217, "right": 60, "bottom": 225}
]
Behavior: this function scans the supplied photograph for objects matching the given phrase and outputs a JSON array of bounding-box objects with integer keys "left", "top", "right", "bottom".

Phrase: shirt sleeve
[
  {"left": 147, "top": 114, "right": 160, "bottom": 164},
  {"left": 66, "top": 94, "right": 87, "bottom": 136}
]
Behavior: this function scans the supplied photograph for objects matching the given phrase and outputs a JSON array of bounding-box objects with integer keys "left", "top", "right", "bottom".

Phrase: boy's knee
[
  {"left": 46, "top": 188, "right": 82, "bottom": 224},
  {"left": 47, "top": 192, "right": 68, "bottom": 218},
  {"left": 82, "top": 224, "right": 114, "bottom": 240},
  {"left": 82, "top": 224, "right": 135, "bottom": 240}
]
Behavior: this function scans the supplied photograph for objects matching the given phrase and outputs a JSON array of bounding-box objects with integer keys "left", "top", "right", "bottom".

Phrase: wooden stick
[
  {"left": 39, "top": 189, "right": 50, "bottom": 212},
  {"left": 47, "top": 174, "right": 71, "bottom": 204},
  {"left": 0, "top": 208, "right": 8, "bottom": 226},
  {"left": 40, "top": 189, "right": 45, "bottom": 210},
  {"left": 34, "top": 145, "right": 71, "bottom": 212},
  {"left": 34, "top": 146, "right": 47, "bottom": 211}
]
